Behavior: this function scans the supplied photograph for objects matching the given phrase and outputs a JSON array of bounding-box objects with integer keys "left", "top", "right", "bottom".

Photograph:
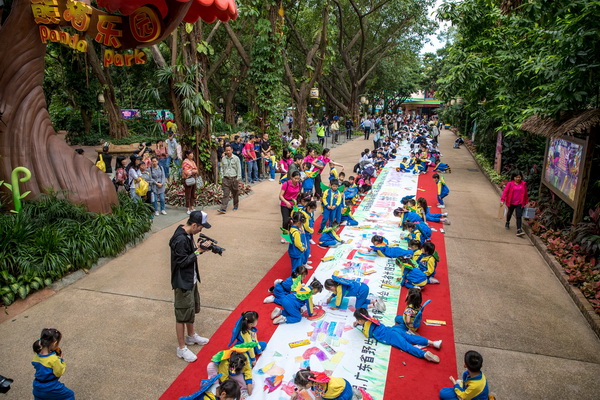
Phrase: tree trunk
[
  {"left": 86, "top": 40, "right": 129, "bottom": 139},
  {"left": 81, "top": 108, "right": 93, "bottom": 136},
  {"left": 0, "top": 0, "right": 117, "bottom": 213}
]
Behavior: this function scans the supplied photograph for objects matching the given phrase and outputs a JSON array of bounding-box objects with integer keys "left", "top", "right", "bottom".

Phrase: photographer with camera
[{"left": 169, "top": 211, "right": 214, "bottom": 363}]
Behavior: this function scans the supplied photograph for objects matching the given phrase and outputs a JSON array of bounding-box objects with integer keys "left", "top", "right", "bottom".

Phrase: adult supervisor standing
[
  {"left": 218, "top": 144, "right": 242, "bottom": 214},
  {"left": 170, "top": 211, "right": 212, "bottom": 362}
]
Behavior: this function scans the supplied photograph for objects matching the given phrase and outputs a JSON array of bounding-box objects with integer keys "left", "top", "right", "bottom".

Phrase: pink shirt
[
  {"left": 279, "top": 158, "right": 293, "bottom": 173},
  {"left": 303, "top": 155, "right": 316, "bottom": 165},
  {"left": 280, "top": 180, "right": 301, "bottom": 206},
  {"left": 510, "top": 182, "right": 525, "bottom": 206}
]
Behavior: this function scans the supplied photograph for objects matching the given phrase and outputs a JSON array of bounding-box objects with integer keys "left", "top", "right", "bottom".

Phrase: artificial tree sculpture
[{"left": 0, "top": 0, "right": 237, "bottom": 213}]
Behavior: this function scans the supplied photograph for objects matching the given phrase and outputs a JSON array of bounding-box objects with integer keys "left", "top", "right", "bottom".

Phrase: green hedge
[{"left": 0, "top": 192, "right": 153, "bottom": 306}]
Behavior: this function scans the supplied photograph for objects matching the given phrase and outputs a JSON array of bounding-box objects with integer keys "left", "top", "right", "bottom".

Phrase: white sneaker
[
  {"left": 437, "top": 204, "right": 446, "bottom": 209},
  {"left": 269, "top": 178, "right": 274, "bottom": 181},
  {"left": 432, "top": 340, "right": 442, "bottom": 349},
  {"left": 442, "top": 213, "right": 448, "bottom": 217},
  {"left": 273, "top": 315, "right": 287, "bottom": 324},
  {"left": 375, "top": 297, "right": 386, "bottom": 312},
  {"left": 310, "top": 239, "right": 316, "bottom": 245},
  {"left": 305, "top": 265, "right": 313, "bottom": 270},
  {"left": 442, "top": 218, "right": 451, "bottom": 225},
  {"left": 271, "top": 307, "right": 282, "bottom": 319},
  {"left": 176, "top": 346, "right": 197, "bottom": 362},
  {"left": 306, "top": 261, "right": 313, "bottom": 264},
  {"left": 161, "top": 210, "right": 167, "bottom": 215},
  {"left": 281, "top": 239, "right": 287, "bottom": 244},
  {"left": 424, "top": 351, "right": 440, "bottom": 363},
  {"left": 429, "top": 277, "right": 440, "bottom": 284},
  {"left": 273, "top": 279, "right": 283, "bottom": 286},
  {"left": 264, "top": 295, "right": 275, "bottom": 304},
  {"left": 185, "top": 333, "right": 209, "bottom": 346},
  {"left": 155, "top": 211, "right": 159, "bottom": 216},
  {"left": 186, "top": 210, "right": 192, "bottom": 215}
]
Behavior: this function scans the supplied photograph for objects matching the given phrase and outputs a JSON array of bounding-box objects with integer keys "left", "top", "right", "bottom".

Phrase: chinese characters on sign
[{"left": 30, "top": 0, "right": 163, "bottom": 66}]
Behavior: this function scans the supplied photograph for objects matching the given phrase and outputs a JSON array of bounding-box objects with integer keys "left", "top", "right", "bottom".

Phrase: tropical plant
[
  {"left": 0, "top": 192, "right": 152, "bottom": 306},
  {"left": 572, "top": 207, "right": 600, "bottom": 263}
]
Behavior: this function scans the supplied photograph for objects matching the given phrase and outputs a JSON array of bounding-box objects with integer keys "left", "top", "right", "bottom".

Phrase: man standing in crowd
[
  {"left": 169, "top": 211, "right": 212, "bottom": 363},
  {"left": 260, "top": 133, "right": 271, "bottom": 180},
  {"left": 218, "top": 144, "right": 242, "bottom": 214},
  {"left": 243, "top": 135, "right": 259, "bottom": 183},
  {"left": 231, "top": 135, "right": 245, "bottom": 181}
]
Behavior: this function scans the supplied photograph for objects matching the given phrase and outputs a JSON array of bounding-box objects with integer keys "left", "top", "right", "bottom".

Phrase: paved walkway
[{"left": 1, "top": 131, "right": 599, "bottom": 399}]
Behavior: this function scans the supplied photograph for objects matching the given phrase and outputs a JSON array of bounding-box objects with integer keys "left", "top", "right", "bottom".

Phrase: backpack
[{"left": 96, "top": 154, "right": 106, "bottom": 172}]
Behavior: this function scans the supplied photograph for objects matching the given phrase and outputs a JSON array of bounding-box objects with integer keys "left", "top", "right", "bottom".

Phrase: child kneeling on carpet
[
  {"left": 353, "top": 308, "right": 441, "bottom": 363},
  {"left": 291, "top": 368, "right": 369, "bottom": 400},
  {"left": 402, "top": 221, "right": 432, "bottom": 244},
  {"left": 398, "top": 257, "right": 428, "bottom": 289},
  {"left": 417, "top": 197, "right": 450, "bottom": 224},
  {"left": 268, "top": 278, "right": 323, "bottom": 324},
  {"left": 418, "top": 242, "right": 440, "bottom": 284},
  {"left": 324, "top": 275, "right": 385, "bottom": 311},
  {"left": 440, "top": 350, "right": 492, "bottom": 400},
  {"left": 269, "top": 265, "right": 309, "bottom": 294},
  {"left": 228, "top": 311, "right": 267, "bottom": 366},
  {"left": 207, "top": 343, "right": 257, "bottom": 397},
  {"left": 319, "top": 227, "right": 344, "bottom": 247}
]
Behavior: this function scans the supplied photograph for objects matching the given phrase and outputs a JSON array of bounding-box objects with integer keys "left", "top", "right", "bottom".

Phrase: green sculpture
[{"left": 3, "top": 166, "right": 32, "bottom": 213}]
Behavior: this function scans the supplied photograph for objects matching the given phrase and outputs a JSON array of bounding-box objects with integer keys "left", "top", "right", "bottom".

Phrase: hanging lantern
[
  {"left": 360, "top": 96, "right": 367, "bottom": 104},
  {"left": 450, "top": 99, "right": 456, "bottom": 105},
  {"left": 456, "top": 97, "right": 464, "bottom": 104},
  {"left": 310, "top": 88, "right": 319, "bottom": 99}
]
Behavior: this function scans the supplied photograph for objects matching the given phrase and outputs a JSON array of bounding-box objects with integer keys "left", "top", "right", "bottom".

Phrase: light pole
[{"left": 97, "top": 93, "right": 105, "bottom": 134}]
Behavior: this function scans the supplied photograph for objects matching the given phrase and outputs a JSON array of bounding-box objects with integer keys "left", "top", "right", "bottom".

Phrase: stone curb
[{"left": 458, "top": 132, "right": 600, "bottom": 340}]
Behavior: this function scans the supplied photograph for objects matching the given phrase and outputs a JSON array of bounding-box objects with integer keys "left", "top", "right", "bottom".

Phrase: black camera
[
  {"left": 0, "top": 375, "right": 13, "bottom": 394},
  {"left": 198, "top": 234, "right": 225, "bottom": 256}
]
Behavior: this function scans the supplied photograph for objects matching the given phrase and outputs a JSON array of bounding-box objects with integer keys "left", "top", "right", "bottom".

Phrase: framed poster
[{"left": 541, "top": 135, "right": 587, "bottom": 208}]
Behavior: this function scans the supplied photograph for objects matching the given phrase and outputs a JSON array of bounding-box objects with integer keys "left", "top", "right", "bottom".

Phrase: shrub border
[{"left": 458, "top": 131, "right": 600, "bottom": 340}]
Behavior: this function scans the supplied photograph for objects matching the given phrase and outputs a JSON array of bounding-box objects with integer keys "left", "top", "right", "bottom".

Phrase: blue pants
[
  {"left": 439, "top": 387, "right": 461, "bottom": 399},
  {"left": 437, "top": 193, "right": 448, "bottom": 205},
  {"left": 329, "top": 379, "right": 353, "bottom": 400},
  {"left": 394, "top": 315, "right": 409, "bottom": 331},
  {"left": 159, "top": 158, "right": 170, "bottom": 180},
  {"left": 290, "top": 255, "right": 304, "bottom": 273},
  {"left": 381, "top": 326, "right": 428, "bottom": 358},
  {"left": 237, "top": 156, "right": 245, "bottom": 180},
  {"left": 320, "top": 208, "right": 336, "bottom": 230},
  {"left": 426, "top": 211, "right": 443, "bottom": 223},
  {"left": 335, "top": 206, "right": 342, "bottom": 224},
  {"left": 267, "top": 160, "right": 276, "bottom": 179},
  {"left": 347, "top": 283, "right": 370, "bottom": 309},
  {"left": 246, "top": 160, "right": 258, "bottom": 182},
  {"left": 152, "top": 191, "right": 165, "bottom": 212},
  {"left": 274, "top": 286, "right": 303, "bottom": 324},
  {"left": 33, "top": 380, "right": 75, "bottom": 400},
  {"left": 302, "top": 234, "right": 311, "bottom": 264},
  {"left": 319, "top": 239, "right": 338, "bottom": 247}
]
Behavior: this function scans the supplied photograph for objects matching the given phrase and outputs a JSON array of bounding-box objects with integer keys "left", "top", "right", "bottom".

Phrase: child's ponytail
[
  {"left": 240, "top": 311, "right": 259, "bottom": 334},
  {"left": 294, "top": 368, "right": 314, "bottom": 387},
  {"left": 33, "top": 328, "right": 62, "bottom": 354},
  {"left": 291, "top": 265, "right": 308, "bottom": 279},
  {"left": 309, "top": 278, "right": 323, "bottom": 293}
]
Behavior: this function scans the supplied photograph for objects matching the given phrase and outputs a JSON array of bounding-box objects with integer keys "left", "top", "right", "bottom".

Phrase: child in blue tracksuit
[
  {"left": 287, "top": 213, "right": 308, "bottom": 273},
  {"left": 434, "top": 162, "right": 451, "bottom": 173},
  {"left": 32, "top": 328, "right": 75, "bottom": 400},
  {"left": 398, "top": 257, "right": 428, "bottom": 288},
  {"left": 319, "top": 179, "right": 343, "bottom": 232},
  {"left": 417, "top": 242, "right": 440, "bottom": 284},
  {"left": 343, "top": 183, "right": 359, "bottom": 205},
  {"left": 371, "top": 235, "right": 414, "bottom": 258},
  {"left": 180, "top": 376, "right": 241, "bottom": 400},
  {"left": 270, "top": 278, "right": 323, "bottom": 324},
  {"left": 433, "top": 173, "right": 450, "bottom": 208},
  {"left": 297, "top": 199, "right": 317, "bottom": 266},
  {"left": 302, "top": 169, "right": 319, "bottom": 195},
  {"left": 270, "top": 265, "right": 309, "bottom": 294},
  {"left": 398, "top": 157, "right": 411, "bottom": 172},
  {"left": 353, "top": 308, "right": 441, "bottom": 363},
  {"left": 440, "top": 351, "right": 490, "bottom": 400},
  {"left": 228, "top": 311, "right": 267, "bottom": 366},
  {"left": 403, "top": 221, "right": 432, "bottom": 244},
  {"left": 393, "top": 206, "right": 424, "bottom": 223},
  {"left": 417, "top": 197, "right": 448, "bottom": 224},
  {"left": 319, "top": 226, "right": 344, "bottom": 247},
  {"left": 324, "top": 275, "right": 374, "bottom": 310},
  {"left": 340, "top": 206, "right": 358, "bottom": 226}
]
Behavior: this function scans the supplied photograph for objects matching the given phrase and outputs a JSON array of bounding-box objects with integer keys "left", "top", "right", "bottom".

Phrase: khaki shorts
[{"left": 174, "top": 284, "right": 200, "bottom": 324}]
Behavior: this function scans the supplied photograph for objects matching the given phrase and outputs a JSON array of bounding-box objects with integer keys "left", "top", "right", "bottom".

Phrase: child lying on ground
[
  {"left": 353, "top": 307, "right": 441, "bottom": 363},
  {"left": 371, "top": 235, "right": 414, "bottom": 258}
]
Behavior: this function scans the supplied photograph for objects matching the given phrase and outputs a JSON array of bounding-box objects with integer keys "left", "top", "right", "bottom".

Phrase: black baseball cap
[{"left": 189, "top": 211, "right": 211, "bottom": 228}]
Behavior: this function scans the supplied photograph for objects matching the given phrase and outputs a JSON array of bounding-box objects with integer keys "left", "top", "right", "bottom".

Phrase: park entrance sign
[{"left": 0, "top": 0, "right": 237, "bottom": 213}]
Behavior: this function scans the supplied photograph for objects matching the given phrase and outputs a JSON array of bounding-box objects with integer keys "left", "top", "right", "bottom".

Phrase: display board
[{"left": 542, "top": 136, "right": 587, "bottom": 208}]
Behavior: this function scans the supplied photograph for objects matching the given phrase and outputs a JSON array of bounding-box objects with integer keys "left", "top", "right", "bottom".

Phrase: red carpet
[
  {"left": 382, "top": 171, "right": 457, "bottom": 398},
  {"left": 161, "top": 168, "right": 457, "bottom": 400}
]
